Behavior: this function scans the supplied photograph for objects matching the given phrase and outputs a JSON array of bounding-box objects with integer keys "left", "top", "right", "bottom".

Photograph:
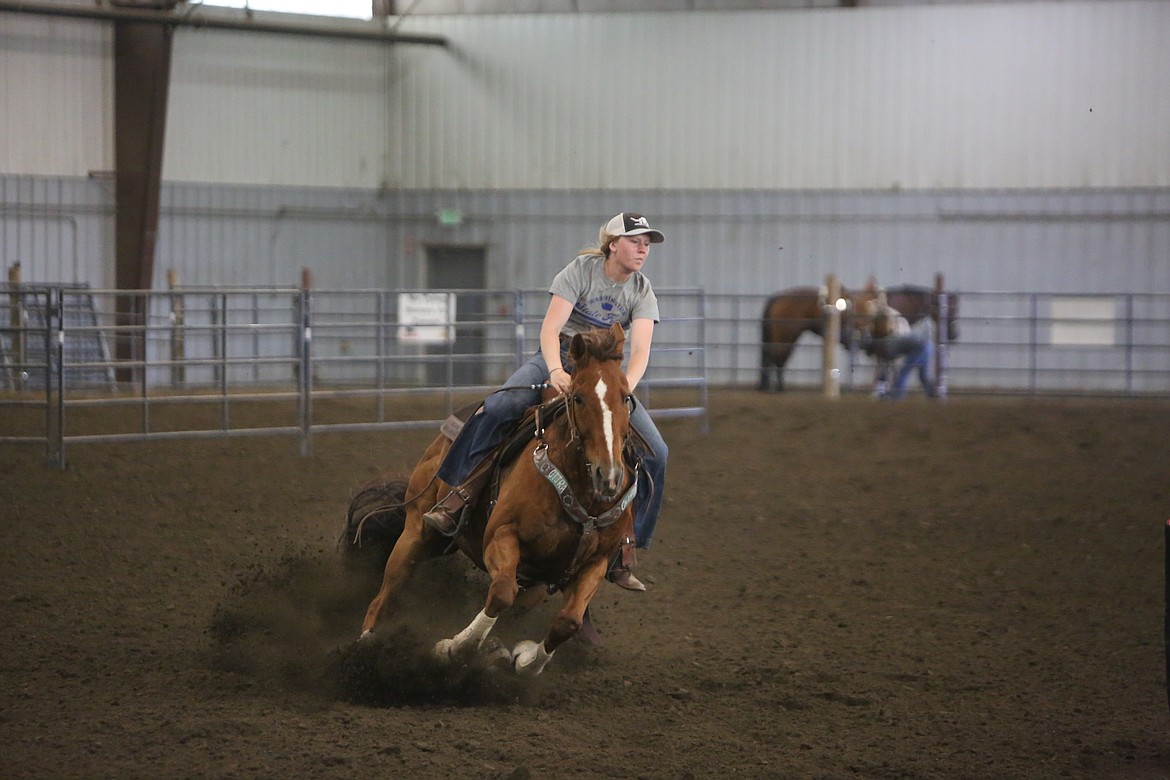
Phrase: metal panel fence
[
  {"left": 3, "top": 284, "right": 1169, "bottom": 468},
  {"left": 0, "top": 284, "right": 708, "bottom": 468},
  {"left": 699, "top": 291, "right": 1170, "bottom": 396}
]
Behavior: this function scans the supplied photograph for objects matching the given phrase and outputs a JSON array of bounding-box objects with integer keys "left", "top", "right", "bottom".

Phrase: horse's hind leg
[{"left": 360, "top": 525, "right": 431, "bottom": 638}]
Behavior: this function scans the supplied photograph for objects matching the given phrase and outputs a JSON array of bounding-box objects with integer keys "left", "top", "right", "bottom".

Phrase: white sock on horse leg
[{"left": 452, "top": 608, "right": 497, "bottom": 649}]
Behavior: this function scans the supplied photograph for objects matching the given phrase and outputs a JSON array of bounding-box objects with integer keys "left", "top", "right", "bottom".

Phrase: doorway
[{"left": 425, "top": 245, "right": 486, "bottom": 386}]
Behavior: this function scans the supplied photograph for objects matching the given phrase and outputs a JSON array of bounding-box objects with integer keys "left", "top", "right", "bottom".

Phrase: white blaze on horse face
[{"left": 594, "top": 375, "right": 618, "bottom": 463}]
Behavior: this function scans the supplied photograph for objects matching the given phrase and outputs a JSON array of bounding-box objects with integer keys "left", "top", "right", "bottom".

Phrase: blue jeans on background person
[
  {"left": 890, "top": 341, "right": 937, "bottom": 400},
  {"left": 435, "top": 351, "right": 668, "bottom": 550}
]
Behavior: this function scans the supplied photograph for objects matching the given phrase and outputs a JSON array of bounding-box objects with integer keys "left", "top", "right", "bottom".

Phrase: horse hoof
[
  {"left": 481, "top": 637, "right": 512, "bottom": 667},
  {"left": 358, "top": 629, "right": 375, "bottom": 642},
  {"left": 511, "top": 639, "right": 553, "bottom": 677},
  {"left": 433, "top": 638, "right": 457, "bottom": 660}
]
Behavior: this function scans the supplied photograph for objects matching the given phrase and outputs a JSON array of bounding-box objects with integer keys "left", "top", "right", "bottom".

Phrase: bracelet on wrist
[{"left": 550, "top": 367, "right": 564, "bottom": 375}]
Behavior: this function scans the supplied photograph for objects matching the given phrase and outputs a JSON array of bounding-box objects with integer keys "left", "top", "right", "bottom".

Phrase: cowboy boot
[
  {"left": 606, "top": 536, "right": 646, "bottom": 592},
  {"left": 421, "top": 487, "right": 471, "bottom": 537},
  {"left": 422, "top": 461, "right": 494, "bottom": 537}
]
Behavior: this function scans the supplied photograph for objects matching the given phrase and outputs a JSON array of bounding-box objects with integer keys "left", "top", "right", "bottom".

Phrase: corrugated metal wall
[
  {"left": 5, "top": 3, "right": 1167, "bottom": 189},
  {"left": 383, "top": 2, "right": 1170, "bottom": 190},
  {"left": 2, "top": 1, "right": 1167, "bottom": 391},
  {"left": 0, "top": 176, "right": 112, "bottom": 287},
  {"left": 1, "top": 14, "right": 112, "bottom": 177},
  {"left": 4, "top": 177, "right": 1164, "bottom": 296},
  {"left": 165, "top": 27, "right": 391, "bottom": 188}
]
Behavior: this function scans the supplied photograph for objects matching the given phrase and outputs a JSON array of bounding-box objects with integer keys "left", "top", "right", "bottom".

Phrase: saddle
[{"left": 437, "top": 393, "right": 653, "bottom": 543}]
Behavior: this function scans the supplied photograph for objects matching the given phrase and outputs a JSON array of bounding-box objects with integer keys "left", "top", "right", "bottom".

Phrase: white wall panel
[
  {"left": 0, "top": 15, "right": 112, "bottom": 177},
  {"left": 164, "top": 27, "right": 390, "bottom": 187},
  {"left": 388, "top": 2, "right": 1170, "bottom": 189}
]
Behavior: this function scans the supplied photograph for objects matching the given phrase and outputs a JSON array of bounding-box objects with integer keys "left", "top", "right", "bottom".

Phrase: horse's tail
[{"left": 338, "top": 476, "right": 410, "bottom": 576}]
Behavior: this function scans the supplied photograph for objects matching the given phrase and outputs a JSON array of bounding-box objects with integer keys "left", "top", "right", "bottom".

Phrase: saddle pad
[{"left": 439, "top": 399, "right": 486, "bottom": 442}]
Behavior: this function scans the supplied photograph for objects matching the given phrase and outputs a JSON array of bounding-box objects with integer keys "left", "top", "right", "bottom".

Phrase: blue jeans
[
  {"left": 435, "top": 351, "right": 668, "bottom": 549},
  {"left": 891, "top": 341, "right": 936, "bottom": 399}
]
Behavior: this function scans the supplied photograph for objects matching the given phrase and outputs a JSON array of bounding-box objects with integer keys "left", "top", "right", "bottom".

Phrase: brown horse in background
[
  {"left": 759, "top": 281, "right": 883, "bottom": 392},
  {"left": 351, "top": 323, "right": 639, "bottom": 676},
  {"left": 884, "top": 284, "right": 960, "bottom": 343}
]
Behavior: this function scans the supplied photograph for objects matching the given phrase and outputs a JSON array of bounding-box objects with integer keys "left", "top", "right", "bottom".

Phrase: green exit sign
[{"left": 438, "top": 208, "right": 463, "bottom": 226}]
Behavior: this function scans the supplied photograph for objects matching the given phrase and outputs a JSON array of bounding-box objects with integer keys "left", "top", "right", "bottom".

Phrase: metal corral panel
[
  {"left": 163, "top": 27, "right": 391, "bottom": 188},
  {"left": 0, "top": 13, "right": 112, "bottom": 177},
  {"left": 387, "top": 2, "right": 1170, "bottom": 190}
]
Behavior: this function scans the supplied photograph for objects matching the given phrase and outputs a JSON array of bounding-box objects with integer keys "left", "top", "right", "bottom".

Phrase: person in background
[
  {"left": 420, "top": 212, "right": 670, "bottom": 592},
  {"left": 865, "top": 306, "right": 939, "bottom": 400}
]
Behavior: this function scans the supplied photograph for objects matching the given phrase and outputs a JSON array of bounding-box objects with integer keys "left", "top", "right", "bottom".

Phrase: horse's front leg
[
  {"left": 433, "top": 522, "right": 522, "bottom": 661},
  {"left": 432, "top": 608, "right": 504, "bottom": 661},
  {"left": 511, "top": 557, "right": 607, "bottom": 677}
]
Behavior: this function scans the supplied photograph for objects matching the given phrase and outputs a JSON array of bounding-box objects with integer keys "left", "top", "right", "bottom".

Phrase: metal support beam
[
  {"left": 0, "top": 1, "right": 448, "bottom": 46},
  {"left": 113, "top": 19, "right": 171, "bottom": 380}
]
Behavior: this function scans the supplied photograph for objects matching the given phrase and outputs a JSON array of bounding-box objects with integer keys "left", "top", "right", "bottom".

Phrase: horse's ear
[
  {"left": 609, "top": 322, "right": 625, "bottom": 351},
  {"left": 866, "top": 276, "right": 879, "bottom": 292},
  {"left": 569, "top": 333, "right": 587, "bottom": 364}
]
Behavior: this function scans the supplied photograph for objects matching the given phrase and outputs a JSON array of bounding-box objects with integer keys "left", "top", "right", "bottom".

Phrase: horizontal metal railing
[
  {"left": 0, "top": 284, "right": 709, "bottom": 467},
  {"left": 4, "top": 283, "right": 1168, "bottom": 467}
]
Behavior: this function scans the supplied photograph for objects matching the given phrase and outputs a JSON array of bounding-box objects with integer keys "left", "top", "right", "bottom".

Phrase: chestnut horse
[
  {"left": 351, "top": 323, "right": 639, "bottom": 676},
  {"left": 758, "top": 281, "right": 883, "bottom": 392},
  {"left": 883, "top": 284, "right": 960, "bottom": 343}
]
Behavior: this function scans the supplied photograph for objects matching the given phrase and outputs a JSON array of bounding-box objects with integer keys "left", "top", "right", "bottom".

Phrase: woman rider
[{"left": 420, "top": 212, "right": 670, "bottom": 591}]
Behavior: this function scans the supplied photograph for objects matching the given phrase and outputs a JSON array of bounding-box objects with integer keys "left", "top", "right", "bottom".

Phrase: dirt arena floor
[{"left": 2, "top": 389, "right": 1169, "bottom": 779}]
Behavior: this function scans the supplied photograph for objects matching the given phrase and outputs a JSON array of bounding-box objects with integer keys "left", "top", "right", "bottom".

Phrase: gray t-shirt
[{"left": 548, "top": 254, "right": 660, "bottom": 337}]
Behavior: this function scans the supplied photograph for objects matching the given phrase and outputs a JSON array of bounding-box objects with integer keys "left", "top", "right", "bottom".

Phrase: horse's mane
[{"left": 575, "top": 328, "right": 624, "bottom": 363}]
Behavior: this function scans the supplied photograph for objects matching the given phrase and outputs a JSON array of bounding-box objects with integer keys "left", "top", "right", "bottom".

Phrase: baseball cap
[{"left": 603, "top": 212, "right": 665, "bottom": 244}]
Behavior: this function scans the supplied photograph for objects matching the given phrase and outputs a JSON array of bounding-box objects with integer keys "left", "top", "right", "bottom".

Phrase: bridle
[{"left": 532, "top": 369, "right": 639, "bottom": 535}]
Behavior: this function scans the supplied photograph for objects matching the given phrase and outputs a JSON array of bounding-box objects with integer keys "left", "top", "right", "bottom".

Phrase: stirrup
[
  {"left": 605, "top": 535, "right": 644, "bottom": 591},
  {"left": 422, "top": 505, "right": 461, "bottom": 537}
]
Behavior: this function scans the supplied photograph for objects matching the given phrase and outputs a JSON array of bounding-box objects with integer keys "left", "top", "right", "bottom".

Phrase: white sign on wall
[
  {"left": 1050, "top": 296, "right": 1116, "bottom": 346},
  {"left": 398, "top": 293, "right": 455, "bottom": 344}
]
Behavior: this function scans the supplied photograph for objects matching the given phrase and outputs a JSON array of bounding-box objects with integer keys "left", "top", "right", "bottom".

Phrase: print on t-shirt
[{"left": 576, "top": 294, "right": 630, "bottom": 329}]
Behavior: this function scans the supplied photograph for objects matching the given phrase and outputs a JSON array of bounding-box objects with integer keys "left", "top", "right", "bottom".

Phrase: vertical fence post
[
  {"left": 51, "top": 287, "right": 65, "bottom": 469},
  {"left": 219, "top": 292, "right": 229, "bottom": 428},
  {"left": 7, "top": 263, "right": 26, "bottom": 390},
  {"left": 1028, "top": 293, "right": 1039, "bottom": 395},
  {"left": 376, "top": 290, "right": 386, "bottom": 422},
  {"left": 138, "top": 290, "right": 150, "bottom": 434},
  {"left": 299, "top": 268, "right": 313, "bottom": 457},
  {"left": 251, "top": 292, "right": 261, "bottom": 384},
  {"left": 168, "top": 269, "right": 184, "bottom": 388},
  {"left": 1125, "top": 293, "right": 1134, "bottom": 397},
  {"left": 513, "top": 290, "right": 525, "bottom": 368},
  {"left": 698, "top": 289, "right": 710, "bottom": 435},
  {"left": 822, "top": 273, "right": 841, "bottom": 399},
  {"left": 935, "top": 272, "right": 948, "bottom": 399}
]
